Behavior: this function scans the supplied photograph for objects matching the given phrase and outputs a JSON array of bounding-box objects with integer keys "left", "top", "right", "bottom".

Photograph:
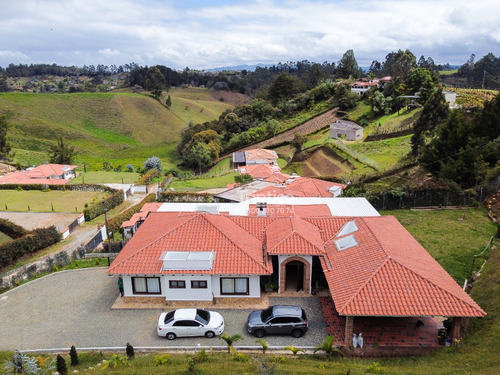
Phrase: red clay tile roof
[
  {"left": 244, "top": 149, "right": 278, "bottom": 162},
  {"left": 238, "top": 164, "right": 283, "bottom": 179},
  {"left": 0, "top": 164, "right": 76, "bottom": 185},
  {"left": 266, "top": 217, "right": 325, "bottom": 255},
  {"left": 108, "top": 211, "right": 485, "bottom": 318},
  {"left": 322, "top": 216, "right": 486, "bottom": 318},
  {"left": 251, "top": 177, "right": 346, "bottom": 198},
  {"left": 109, "top": 212, "right": 272, "bottom": 275},
  {"left": 140, "top": 202, "right": 163, "bottom": 212},
  {"left": 263, "top": 173, "right": 290, "bottom": 183}
]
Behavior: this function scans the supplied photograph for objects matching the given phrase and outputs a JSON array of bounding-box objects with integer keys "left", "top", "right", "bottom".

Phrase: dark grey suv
[{"left": 246, "top": 305, "right": 308, "bottom": 338}]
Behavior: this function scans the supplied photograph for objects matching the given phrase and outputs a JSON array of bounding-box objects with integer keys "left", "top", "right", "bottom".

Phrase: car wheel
[
  {"left": 253, "top": 329, "right": 265, "bottom": 338},
  {"left": 205, "top": 331, "right": 215, "bottom": 338},
  {"left": 291, "top": 329, "right": 303, "bottom": 338},
  {"left": 166, "top": 332, "right": 176, "bottom": 340}
]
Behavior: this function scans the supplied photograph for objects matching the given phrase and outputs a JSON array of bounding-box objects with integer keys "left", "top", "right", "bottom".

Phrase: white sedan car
[{"left": 157, "top": 308, "right": 224, "bottom": 340}]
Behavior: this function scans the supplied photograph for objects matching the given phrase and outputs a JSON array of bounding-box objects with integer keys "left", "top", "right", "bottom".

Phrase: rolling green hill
[{"left": 0, "top": 88, "right": 246, "bottom": 170}]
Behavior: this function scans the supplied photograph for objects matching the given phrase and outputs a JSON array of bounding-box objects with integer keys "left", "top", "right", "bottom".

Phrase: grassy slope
[
  {"left": 0, "top": 87, "right": 240, "bottom": 170},
  {"left": 70, "top": 171, "right": 141, "bottom": 184}
]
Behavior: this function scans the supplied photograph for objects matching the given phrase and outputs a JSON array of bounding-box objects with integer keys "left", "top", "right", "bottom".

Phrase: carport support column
[
  {"left": 345, "top": 316, "right": 354, "bottom": 346},
  {"left": 451, "top": 317, "right": 469, "bottom": 343}
]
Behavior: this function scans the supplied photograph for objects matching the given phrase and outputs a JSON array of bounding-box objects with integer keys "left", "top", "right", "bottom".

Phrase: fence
[
  {"left": 366, "top": 185, "right": 496, "bottom": 211},
  {"left": 85, "top": 230, "right": 103, "bottom": 252}
]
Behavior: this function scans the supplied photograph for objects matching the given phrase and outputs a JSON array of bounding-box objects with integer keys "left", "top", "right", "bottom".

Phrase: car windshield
[
  {"left": 164, "top": 311, "right": 175, "bottom": 324},
  {"left": 195, "top": 309, "right": 210, "bottom": 325},
  {"left": 261, "top": 307, "right": 273, "bottom": 322}
]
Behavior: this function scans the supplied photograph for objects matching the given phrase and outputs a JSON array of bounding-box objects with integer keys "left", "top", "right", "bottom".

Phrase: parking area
[
  {"left": 0, "top": 268, "right": 328, "bottom": 351},
  {"left": 0, "top": 211, "right": 81, "bottom": 232}
]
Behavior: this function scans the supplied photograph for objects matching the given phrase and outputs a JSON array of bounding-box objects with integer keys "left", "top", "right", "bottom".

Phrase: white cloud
[{"left": 0, "top": 0, "right": 498, "bottom": 69}]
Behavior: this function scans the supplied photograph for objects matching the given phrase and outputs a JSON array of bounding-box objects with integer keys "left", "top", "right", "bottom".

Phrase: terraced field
[{"left": 301, "top": 146, "right": 353, "bottom": 177}]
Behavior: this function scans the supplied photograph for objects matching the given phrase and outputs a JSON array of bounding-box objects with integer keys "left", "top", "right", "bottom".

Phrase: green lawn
[
  {"left": 0, "top": 190, "right": 109, "bottom": 212},
  {"left": 383, "top": 208, "right": 496, "bottom": 282},
  {"left": 70, "top": 171, "right": 141, "bottom": 184},
  {"left": 169, "top": 173, "right": 238, "bottom": 192}
]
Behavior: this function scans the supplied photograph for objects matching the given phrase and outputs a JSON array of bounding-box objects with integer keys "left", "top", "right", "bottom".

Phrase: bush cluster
[
  {"left": 0, "top": 218, "right": 28, "bottom": 239},
  {"left": 0, "top": 226, "right": 61, "bottom": 268},
  {"left": 158, "top": 192, "right": 215, "bottom": 203},
  {"left": 0, "top": 183, "right": 115, "bottom": 193},
  {"left": 106, "top": 193, "right": 156, "bottom": 234},
  {"left": 136, "top": 169, "right": 157, "bottom": 186},
  {"left": 83, "top": 189, "right": 124, "bottom": 221}
]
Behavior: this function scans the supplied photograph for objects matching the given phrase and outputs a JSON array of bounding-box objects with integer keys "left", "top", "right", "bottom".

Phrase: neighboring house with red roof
[
  {"left": 108, "top": 204, "right": 485, "bottom": 346},
  {"left": 351, "top": 79, "right": 378, "bottom": 96},
  {"left": 251, "top": 177, "right": 347, "bottom": 198},
  {"left": 232, "top": 148, "right": 278, "bottom": 169},
  {"left": 0, "top": 164, "right": 77, "bottom": 185},
  {"left": 238, "top": 164, "right": 290, "bottom": 182}
]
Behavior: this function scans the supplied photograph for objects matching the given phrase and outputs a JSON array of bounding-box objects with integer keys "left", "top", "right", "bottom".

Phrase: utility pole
[{"left": 102, "top": 200, "right": 110, "bottom": 253}]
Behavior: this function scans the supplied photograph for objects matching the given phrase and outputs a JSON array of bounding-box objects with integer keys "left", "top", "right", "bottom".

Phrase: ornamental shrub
[
  {"left": 69, "top": 345, "right": 79, "bottom": 366},
  {"left": 56, "top": 354, "right": 67, "bottom": 375}
]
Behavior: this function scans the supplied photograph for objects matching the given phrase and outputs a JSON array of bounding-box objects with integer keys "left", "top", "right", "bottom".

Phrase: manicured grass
[
  {"left": 383, "top": 208, "right": 496, "bottom": 282},
  {"left": 70, "top": 171, "right": 141, "bottom": 184},
  {"left": 0, "top": 190, "right": 109, "bottom": 212},
  {"left": 169, "top": 173, "right": 238, "bottom": 192}
]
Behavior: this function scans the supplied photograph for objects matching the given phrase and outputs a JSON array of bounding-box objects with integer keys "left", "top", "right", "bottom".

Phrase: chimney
[{"left": 256, "top": 202, "right": 267, "bottom": 217}]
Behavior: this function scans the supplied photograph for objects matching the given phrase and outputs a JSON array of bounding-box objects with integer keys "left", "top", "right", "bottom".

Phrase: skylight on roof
[
  {"left": 334, "top": 235, "right": 358, "bottom": 251},
  {"left": 195, "top": 204, "right": 219, "bottom": 213},
  {"left": 337, "top": 220, "right": 358, "bottom": 237},
  {"left": 160, "top": 251, "right": 215, "bottom": 270}
]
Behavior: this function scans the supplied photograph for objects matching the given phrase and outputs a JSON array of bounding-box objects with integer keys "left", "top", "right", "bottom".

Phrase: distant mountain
[{"left": 206, "top": 63, "right": 273, "bottom": 72}]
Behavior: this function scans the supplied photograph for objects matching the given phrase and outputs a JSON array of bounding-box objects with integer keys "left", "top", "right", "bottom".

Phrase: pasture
[{"left": 70, "top": 171, "right": 141, "bottom": 184}]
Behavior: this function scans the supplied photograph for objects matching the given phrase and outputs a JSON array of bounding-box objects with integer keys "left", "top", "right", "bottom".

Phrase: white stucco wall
[
  {"left": 122, "top": 274, "right": 261, "bottom": 300},
  {"left": 164, "top": 274, "right": 213, "bottom": 301}
]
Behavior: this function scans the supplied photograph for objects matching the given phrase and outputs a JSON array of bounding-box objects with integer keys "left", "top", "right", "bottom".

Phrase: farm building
[
  {"left": 329, "top": 120, "right": 363, "bottom": 141},
  {"left": 232, "top": 149, "right": 278, "bottom": 169}
]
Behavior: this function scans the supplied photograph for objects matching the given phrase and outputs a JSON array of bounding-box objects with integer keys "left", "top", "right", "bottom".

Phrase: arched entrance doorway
[{"left": 285, "top": 261, "right": 304, "bottom": 291}]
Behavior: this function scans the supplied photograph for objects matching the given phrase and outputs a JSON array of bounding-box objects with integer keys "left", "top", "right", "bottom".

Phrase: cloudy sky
[{"left": 1, "top": 0, "right": 499, "bottom": 70}]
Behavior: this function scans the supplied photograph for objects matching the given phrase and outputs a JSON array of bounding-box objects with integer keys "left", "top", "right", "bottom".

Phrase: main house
[{"left": 109, "top": 198, "right": 485, "bottom": 346}]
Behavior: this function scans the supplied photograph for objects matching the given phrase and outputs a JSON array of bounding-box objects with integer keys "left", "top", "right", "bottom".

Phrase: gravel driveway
[{"left": 0, "top": 268, "right": 328, "bottom": 351}]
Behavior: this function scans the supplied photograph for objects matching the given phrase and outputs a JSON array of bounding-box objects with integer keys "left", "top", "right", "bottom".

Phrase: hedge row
[
  {"left": 83, "top": 189, "right": 125, "bottom": 221},
  {"left": 158, "top": 192, "right": 215, "bottom": 203},
  {"left": 107, "top": 193, "right": 156, "bottom": 234},
  {"left": 136, "top": 169, "right": 157, "bottom": 186},
  {"left": 0, "top": 226, "right": 61, "bottom": 269},
  {"left": 159, "top": 174, "right": 173, "bottom": 190},
  {"left": 0, "top": 183, "right": 116, "bottom": 193},
  {"left": 0, "top": 218, "right": 28, "bottom": 239}
]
